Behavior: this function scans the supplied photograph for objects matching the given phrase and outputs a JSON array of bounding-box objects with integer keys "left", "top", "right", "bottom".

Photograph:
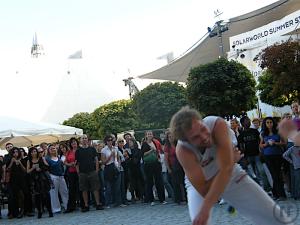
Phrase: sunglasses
[{"left": 107, "top": 139, "right": 113, "bottom": 142}]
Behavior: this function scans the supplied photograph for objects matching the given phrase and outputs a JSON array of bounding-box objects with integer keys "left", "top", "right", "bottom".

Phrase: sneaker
[
  {"left": 105, "top": 206, "right": 111, "bottom": 209},
  {"left": 219, "top": 199, "right": 226, "bottom": 205},
  {"left": 96, "top": 205, "right": 104, "bottom": 210},
  {"left": 150, "top": 202, "right": 155, "bottom": 206},
  {"left": 161, "top": 201, "right": 167, "bottom": 205},
  {"left": 119, "top": 204, "right": 127, "bottom": 207}
]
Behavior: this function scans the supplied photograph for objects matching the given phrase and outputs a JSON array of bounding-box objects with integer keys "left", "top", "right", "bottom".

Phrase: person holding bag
[
  {"left": 141, "top": 131, "right": 167, "bottom": 206},
  {"left": 101, "top": 135, "right": 122, "bottom": 207}
]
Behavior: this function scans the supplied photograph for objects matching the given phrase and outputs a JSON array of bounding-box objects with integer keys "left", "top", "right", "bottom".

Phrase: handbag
[
  {"left": 104, "top": 163, "right": 120, "bottom": 181},
  {"left": 143, "top": 150, "right": 158, "bottom": 164}
]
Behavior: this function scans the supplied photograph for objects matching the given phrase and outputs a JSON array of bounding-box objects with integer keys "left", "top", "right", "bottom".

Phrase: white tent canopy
[
  {"left": 0, "top": 116, "right": 83, "bottom": 148},
  {"left": 138, "top": 0, "right": 299, "bottom": 82}
]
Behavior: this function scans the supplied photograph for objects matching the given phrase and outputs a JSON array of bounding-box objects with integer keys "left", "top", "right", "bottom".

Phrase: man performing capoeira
[{"left": 170, "top": 106, "right": 293, "bottom": 225}]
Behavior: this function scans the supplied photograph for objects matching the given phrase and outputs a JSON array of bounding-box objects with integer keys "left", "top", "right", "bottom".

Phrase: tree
[
  {"left": 257, "top": 70, "right": 287, "bottom": 106},
  {"left": 92, "top": 99, "right": 139, "bottom": 138},
  {"left": 63, "top": 112, "right": 97, "bottom": 138},
  {"left": 256, "top": 41, "right": 300, "bottom": 106},
  {"left": 186, "top": 58, "right": 257, "bottom": 117},
  {"left": 132, "top": 82, "right": 187, "bottom": 128}
]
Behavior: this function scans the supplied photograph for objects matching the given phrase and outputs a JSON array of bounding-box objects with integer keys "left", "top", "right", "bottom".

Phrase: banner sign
[{"left": 230, "top": 9, "right": 300, "bottom": 50}]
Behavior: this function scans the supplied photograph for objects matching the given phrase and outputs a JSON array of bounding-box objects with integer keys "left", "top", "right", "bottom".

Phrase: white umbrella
[{"left": 0, "top": 116, "right": 83, "bottom": 148}]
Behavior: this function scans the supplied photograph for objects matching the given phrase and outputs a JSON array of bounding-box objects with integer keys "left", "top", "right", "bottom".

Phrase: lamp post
[
  {"left": 207, "top": 20, "right": 229, "bottom": 58},
  {"left": 123, "top": 77, "right": 139, "bottom": 99}
]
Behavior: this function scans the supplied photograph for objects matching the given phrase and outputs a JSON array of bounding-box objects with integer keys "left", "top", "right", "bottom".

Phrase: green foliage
[
  {"left": 186, "top": 58, "right": 257, "bottom": 117},
  {"left": 92, "top": 99, "right": 139, "bottom": 138},
  {"left": 257, "top": 70, "right": 289, "bottom": 106},
  {"left": 256, "top": 41, "right": 300, "bottom": 106},
  {"left": 63, "top": 112, "right": 97, "bottom": 138},
  {"left": 132, "top": 82, "right": 187, "bottom": 129}
]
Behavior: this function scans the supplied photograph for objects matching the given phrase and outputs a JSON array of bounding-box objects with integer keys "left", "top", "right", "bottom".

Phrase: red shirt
[
  {"left": 164, "top": 144, "right": 177, "bottom": 167},
  {"left": 66, "top": 150, "right": 77, "bottom": 173}
]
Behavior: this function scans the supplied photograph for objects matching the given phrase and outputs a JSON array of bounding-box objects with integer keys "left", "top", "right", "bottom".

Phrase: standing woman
[
  {"left": 260, "top": 117, "right": 287, "bottom": 200},
  {"left": 46, "top": 145, "right": 69, "bottom": 213},
  {"left": 64, "top": 137, "right": 80, "bottom": 213},
  {"left": 127, "top": 137, "right": 144, "bottom": 202},
  {"left": 19, "top": 148, "right": 34, "bottom": 217},
  {"left": 101, "top": 135, "right": 122, "bottom": 207},
  {"left": 58, "top": 143, "right": 67, "bottom": 163},
  {"left": 27, "top": 147, "right": 53, "bottom": 219},
  {"left": 58, "top": 143, "right": 68, "bottom": 186},
  {"left": 117, "top": 138, "right": 128, "bottom": 205},
  {"left": 7, "top": 147, "right": 27, "bottom": 218},
  {"left": 164, "top": 131, "right": 186, "bottom": 204},
  {"left": 141, "top": 131, "right": 166, "bottom": 205}
]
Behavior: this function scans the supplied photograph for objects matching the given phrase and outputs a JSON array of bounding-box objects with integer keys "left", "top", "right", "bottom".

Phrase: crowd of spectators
[{"left": 0, "top": 100, "right": 299, "bottom": 221}]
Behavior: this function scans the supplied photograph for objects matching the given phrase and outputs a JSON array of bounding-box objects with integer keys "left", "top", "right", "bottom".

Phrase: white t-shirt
[
  {"left": 60, "top": 155, "right": 66, "bottom": 163},
  {"left": 101, "top": 145, "right": 117, "bottom": 165}
]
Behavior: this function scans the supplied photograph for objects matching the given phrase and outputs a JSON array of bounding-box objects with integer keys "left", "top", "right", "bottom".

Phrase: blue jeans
[
  {"left": 247, "top": 155, "right": 263, "bottom": 185},
  {"left": 98, "top": 170, "right": 105, "bottom": 205},
  {"left": 162, "top": 172, "right": 174, "bottom": 198},
  {"left": 105, "top": 173, "right": 121, "bottom": 206},
  {"left": 290, "top": 167, "right": 300, "bottom": 199}
]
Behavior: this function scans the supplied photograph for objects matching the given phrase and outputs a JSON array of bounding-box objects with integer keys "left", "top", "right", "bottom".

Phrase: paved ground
[{"left": 2, "top": 199, "right": 300, "bottom": 225}]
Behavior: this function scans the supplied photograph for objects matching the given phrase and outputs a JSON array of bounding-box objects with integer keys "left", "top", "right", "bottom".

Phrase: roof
[{"left": 138, "top": 0, "right": 300, "bottom": 82}]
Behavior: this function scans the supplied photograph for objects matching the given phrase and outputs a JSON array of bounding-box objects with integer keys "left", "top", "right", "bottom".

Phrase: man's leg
[
  {"left": 223, "top": 176, "right": 294, "bottom": 225},
  {"left": 185, "top": 178, "right": 212, "bottom": 224},
  {"left": 82, "top": 191, "right": 89, "bottom": 207},
  {"left": 79, "top": 173, "right": 89, "bottom": 210},
  {"left": 89, "top": 171, "right": 100, "bottom": 206},
  {"left": 93, "top": 191, "right": 100, "bottom": 205}
]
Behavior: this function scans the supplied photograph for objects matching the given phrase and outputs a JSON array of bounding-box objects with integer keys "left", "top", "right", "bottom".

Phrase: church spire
[{"left": 31, "top": 33, "right": 44, "bottom": 58}]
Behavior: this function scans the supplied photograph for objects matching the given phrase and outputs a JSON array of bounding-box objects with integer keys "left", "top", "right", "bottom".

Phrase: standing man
[
  {"left": 170, "top": 106, "right": 293, "bottom": 225},
  {"left": 238, "top": 116, "right": 262, "bottom": 185},
  {"left": 76, "top": 134, "right": 103, "bottom": 212}
]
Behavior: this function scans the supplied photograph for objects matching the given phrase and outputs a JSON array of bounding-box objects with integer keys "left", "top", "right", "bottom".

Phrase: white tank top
[{"left": 178, "top": 116, "right": 246, "bottom": 182}]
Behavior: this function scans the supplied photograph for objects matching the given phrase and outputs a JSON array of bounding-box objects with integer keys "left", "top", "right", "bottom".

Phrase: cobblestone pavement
[{"left": 2, "top": 199, "right": 300, "bottom": 225}]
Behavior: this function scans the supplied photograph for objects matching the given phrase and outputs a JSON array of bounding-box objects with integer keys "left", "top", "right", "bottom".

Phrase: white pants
[
  {"left": 50, "top": 174, "right": 69, "bottom": 213},
  {"left": 186, "top": 175, "right": 294, "bottom": 225}
]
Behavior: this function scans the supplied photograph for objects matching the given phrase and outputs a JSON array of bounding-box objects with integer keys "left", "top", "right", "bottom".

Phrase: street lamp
[
  {"left": 123, "top": 77, "right": 139, "bottom": 99},
  {"left": 207, "top": 20, "right": 229, "bottom": 58}
]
